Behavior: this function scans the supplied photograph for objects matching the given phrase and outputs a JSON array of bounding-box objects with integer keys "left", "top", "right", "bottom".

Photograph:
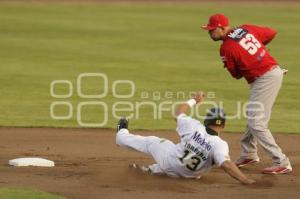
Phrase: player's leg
[
  {"left": 117, "top": 130, "right": 177, "bottom": 176},
  {"left": 236, "top": 126, "right": 259, "bottom": 167},
  {"left": 247, "top": 67, "right": 291, "bottom": 173},
  {"left": 116, "top": 128, "right": 163, "bottom": 155},
  {"left": 116, "top": 118, "right": 178, "bottom": 176}
]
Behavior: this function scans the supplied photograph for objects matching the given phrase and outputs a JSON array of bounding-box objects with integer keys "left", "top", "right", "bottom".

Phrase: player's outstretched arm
[
  {"left": 174, "top": 91, "right": 205, "bottom": 118},
  {"left": 221, "top": 160, "right": 256, "bottom": 185}
]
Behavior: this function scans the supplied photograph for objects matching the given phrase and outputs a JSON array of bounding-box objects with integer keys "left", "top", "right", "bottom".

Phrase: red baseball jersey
[{"left": 220, "top": 24, "right": 278, "bottom": 84}]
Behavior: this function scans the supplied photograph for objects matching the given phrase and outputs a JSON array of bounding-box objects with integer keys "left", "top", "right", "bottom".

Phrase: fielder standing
[
  {"left": 201, "top": 13, "right": 292, "bottom": 174},
  {"left": 116, "top": 92, "right": 255, "bottom": 185}
]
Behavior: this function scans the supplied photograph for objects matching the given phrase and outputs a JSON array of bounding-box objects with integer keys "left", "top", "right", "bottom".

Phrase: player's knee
[
  {"left": 247, "top": 123, "right": 268, "bottom": 134},
  {"left": 143, "top": 136, "right": 161, "bottom": 151},
  {"left": 147, "top": 136, "right": 161, "bottom": 144}
]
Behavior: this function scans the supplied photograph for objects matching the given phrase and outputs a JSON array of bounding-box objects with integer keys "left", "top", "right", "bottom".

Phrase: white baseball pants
[
  {"left": 239, "top": 66, "right": 290, "bottom": 166},
  {"left": 116, "top": 129, "right": 178, "bottom": 176}
]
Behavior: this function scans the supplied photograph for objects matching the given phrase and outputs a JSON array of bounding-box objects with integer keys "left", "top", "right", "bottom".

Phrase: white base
[{"left": 9, "top": 157, "right": 55, "bottom": 167}]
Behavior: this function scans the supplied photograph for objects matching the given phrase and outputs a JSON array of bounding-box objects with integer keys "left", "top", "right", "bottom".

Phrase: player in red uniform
[{"left": 202, "top": 14, "right": 292, "bottom": 174}]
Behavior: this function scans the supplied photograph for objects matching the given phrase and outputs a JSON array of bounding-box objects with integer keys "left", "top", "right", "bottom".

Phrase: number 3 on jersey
[
  {"left": 179, "top": 150, "right": 201, "bottom": 171},
  {"left": 239, "top": 33, "right": 261, "bottom": 55}
]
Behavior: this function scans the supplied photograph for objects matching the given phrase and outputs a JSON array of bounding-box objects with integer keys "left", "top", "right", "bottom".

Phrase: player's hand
[
  {"left": 281, "top": 68, "right": 288, "bottom": 75},
  {"left": 193, "top": 91, "right": 205, "bottom": 104}
]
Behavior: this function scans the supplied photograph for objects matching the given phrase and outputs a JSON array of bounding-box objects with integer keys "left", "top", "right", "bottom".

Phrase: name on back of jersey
[
  {"left": 182, "top": 131, "right": 212, "bottom": 162},
  {"left": 228, "top": 28, "right": 248, "bottom": 41},
  {"left": 191, "top": 131, "right": 212, "bottom": 151}
]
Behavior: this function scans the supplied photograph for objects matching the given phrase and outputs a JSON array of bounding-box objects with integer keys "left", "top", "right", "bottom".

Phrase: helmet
[{"left": 204, "top": 107, "right": 226, "bottom": 127}]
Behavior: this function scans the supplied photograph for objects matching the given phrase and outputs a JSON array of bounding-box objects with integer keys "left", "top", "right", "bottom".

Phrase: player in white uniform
[{"left": 116, "top": 92, "right": 255, "bottom": 185}]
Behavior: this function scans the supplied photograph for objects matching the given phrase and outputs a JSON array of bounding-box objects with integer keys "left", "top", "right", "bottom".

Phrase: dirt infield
[{"left": 0, "top": 127, "right": 299, "bottom": 199}]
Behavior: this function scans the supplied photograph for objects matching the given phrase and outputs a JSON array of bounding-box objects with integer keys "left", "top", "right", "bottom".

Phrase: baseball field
[{"left": 0, "top": 0, "right": 300, "bottom": 198}]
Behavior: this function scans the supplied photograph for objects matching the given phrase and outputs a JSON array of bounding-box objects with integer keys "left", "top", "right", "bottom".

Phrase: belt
[
  {"left": 254, "top": 65, "right": 279, "bottom": 80},
  {"left": 268, "top": 65, "right": 279, "bottom": 72}
]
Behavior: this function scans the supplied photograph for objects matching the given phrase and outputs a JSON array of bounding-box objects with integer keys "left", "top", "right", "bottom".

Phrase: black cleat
[{"left": 117, "top": 117, "right": 129, "bottom": 132}]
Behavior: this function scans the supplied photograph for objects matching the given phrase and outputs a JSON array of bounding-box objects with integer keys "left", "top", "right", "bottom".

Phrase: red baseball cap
[{"left": 201, "top": 14, "right": 229, "bottom": 30}]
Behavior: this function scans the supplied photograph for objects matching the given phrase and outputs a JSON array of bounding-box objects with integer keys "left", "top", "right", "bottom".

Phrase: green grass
[
  {"left": 0, "top": 2, "right": 299, "bottom": 132},
  {"left": 0, "top": 187, "right": 66, "bottom": 199}
]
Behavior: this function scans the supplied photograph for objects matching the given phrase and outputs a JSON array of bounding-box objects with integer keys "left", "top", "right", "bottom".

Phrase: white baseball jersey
[{"left": 164, "top": 114, "right": 230, "bottom": 178}]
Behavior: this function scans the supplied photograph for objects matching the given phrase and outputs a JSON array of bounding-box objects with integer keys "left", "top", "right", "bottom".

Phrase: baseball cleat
[
  {"left": 262, "top": 165, "right": 292, "bottom": 174},
  {"left": 236, "top": 158, "right": 260, "bottom": 168},
  {"left": 129, "top": 163, "right": 152, "bottom": 174},
  {"left": 117, "top": 117, "right": 129, "bottom": 132}
]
